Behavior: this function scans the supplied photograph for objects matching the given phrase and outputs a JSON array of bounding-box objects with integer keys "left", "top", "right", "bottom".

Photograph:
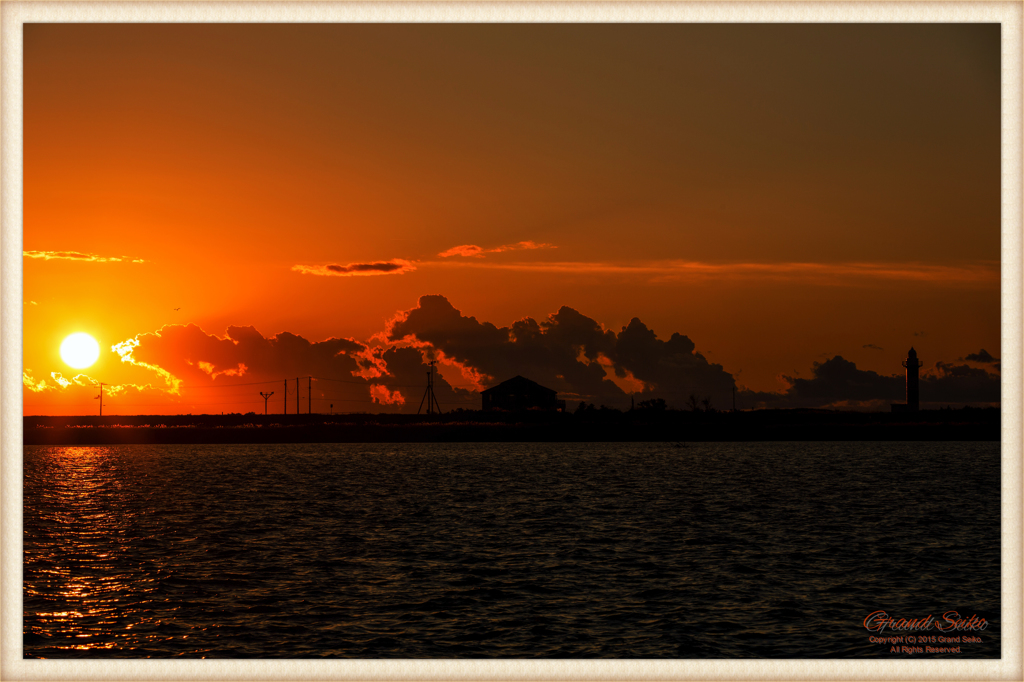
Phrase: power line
[
  {"left": 314, "top": 375, "right": 425, "bottom": 389},
  {"left": 176, "top": 379, "right": 287, "bottom": 389}
]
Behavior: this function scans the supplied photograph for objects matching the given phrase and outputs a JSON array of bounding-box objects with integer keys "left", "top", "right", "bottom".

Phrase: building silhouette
[
  {"left": 891, "top": 347, "right": 923, "bottom": 412},
  {"left": 481, "top": 375, "right": 566, "bottom": 412}
]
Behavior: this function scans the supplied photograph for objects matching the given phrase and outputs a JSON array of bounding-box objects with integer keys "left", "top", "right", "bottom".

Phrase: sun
[{"left": 60, "top": 332, "right": 100, "bottom": 369}]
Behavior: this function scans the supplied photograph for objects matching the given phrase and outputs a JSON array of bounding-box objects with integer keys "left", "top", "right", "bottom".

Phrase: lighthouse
[{"left": 902, "top": 347, "right": 923, "bottom": 411}]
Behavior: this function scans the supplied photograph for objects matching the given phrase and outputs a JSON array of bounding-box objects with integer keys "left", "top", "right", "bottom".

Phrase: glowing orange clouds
[
  {"left": 23, "top": 369, "right": 156, "bottom": 403},
  {"left": 428, "top": 259, "right": 999, "bottom": 285},
  {"left": 111, "top": 337, "right": 183, "bottom": 394},
  {"left": 194, "top": 361, "right": 248, "bottom": 380},
  {"left": 23, "top": 370, "right": 67, "bottom": 393},
  {"left": 438, "top": 241, "right": 556, "bottom": 258},
  {"left": 292, "top": 259, "right": 416, "bottom": 277},
  {"left": 24, "top": 250, "right": 145, "bottom": 263},
  {"left": 369, "top": 384, "right": 405, "bottom": 406}
]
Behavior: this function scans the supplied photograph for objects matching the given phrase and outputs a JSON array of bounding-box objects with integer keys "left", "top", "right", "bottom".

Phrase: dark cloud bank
[
  {"left": 739, "top": 356, "right": 1000, "bottom": 410},
  {"left": 964, "top": 349, "right": 999, "bottom": 368},
  {"left": 126, "top": 295, "right": 1000, "bottom": 413}
]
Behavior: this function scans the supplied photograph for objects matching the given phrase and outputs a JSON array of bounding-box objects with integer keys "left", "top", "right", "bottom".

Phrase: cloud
[
  {"left": 427, "top": 259, "right": 997, "bottom": 285},
  {"left": 59, "top": 373, "right": 97, "bottom": 388},
  {"left": 369, "top": 384, "right": 405, "bottom": 406},
  {"left": 385, "top": 295, "right": 735, "bottom": 409},
  {"left": 863, "top": 344, "right": 883, "bottom": 351},
  {"left": 739, "top": 355, "right": 999, "bottom": 409},
  {"left": 610, "top": 317, "right": 735, "bottom": 407},
  {"left": 438, "top": 241, "right": 555, "bottom": 258},
  {"left": 112, "top": 337, "right": 184, "bottom": 394},
  {"left": 24, "top": 250, "right": 144, "bottom": 263},
  {"left": 113, "top": 324, "right": 369, "bottom": 396},
  {"left": 23, "top": 369, "right": 160, "bottom": 404},
  {"left": 371, "top": 345, "right": 479, "bottom": 410},
  {"left": 786, "top": 356, "right": 903, "bottom": 406},
  {"left": 385, "top": 295, "right": 614, "bottom": 403},
  {"left": 291, "top": 259, "right": 415, "bottom": 277},
  {"left": 922, "top": 362, "right": 1001, "bottom": 403},
  {"left": 964, "top": 349, "right": 999, "bottom": 364},
  {"left": 194, "top": 361, "right": 248, "bottom": 380},
  {"left": 106, "top": 323, "right": 476, "bottom": 414},
  {"left": 23, "top": 370, "right": 56, "bottom": 393},
  {"left": 439, "top": 245, "right": 484, "bottom": 258}
]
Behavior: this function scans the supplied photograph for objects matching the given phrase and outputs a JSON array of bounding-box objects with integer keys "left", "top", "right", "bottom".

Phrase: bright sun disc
[{"left": 60, "top": 332, "right": 100, "bottom": 369}]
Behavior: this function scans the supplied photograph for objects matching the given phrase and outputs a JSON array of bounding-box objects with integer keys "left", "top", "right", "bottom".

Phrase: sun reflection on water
[{"left": 24, "top": 447, "right": 170, "bottom": 655}]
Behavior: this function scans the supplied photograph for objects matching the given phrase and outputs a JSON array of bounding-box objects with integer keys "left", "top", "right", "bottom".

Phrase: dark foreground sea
[{"left": 23, "top": 441, "right": 1000, "bottom": 658}]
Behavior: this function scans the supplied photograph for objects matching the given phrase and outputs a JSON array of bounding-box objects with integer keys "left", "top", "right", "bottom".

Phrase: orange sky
[{"left": 23, "top": 24, "right": 1002, "bottom": 416}]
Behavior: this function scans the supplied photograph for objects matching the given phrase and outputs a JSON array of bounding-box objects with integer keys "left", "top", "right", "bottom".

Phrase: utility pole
[
  {"left": 417, "top": 360, "right": 442, "bottom": 415},
  {"left": 96, "top": 382, "right": 106, "bottom": 416},
  {"left": 260, "top": 391, "right": 274, "bottom": 415},
  {"left": 308, "top": 376, "right": 312, "bottom": 415},
  {"left": 732, "top": 385, "right": 736, "bottom": 412},
  {"left": 296, "top": 377, "right": 300, "bottom": 415},
  {"left": 284, "top": 380, "right": 287, "bottom": 414}
]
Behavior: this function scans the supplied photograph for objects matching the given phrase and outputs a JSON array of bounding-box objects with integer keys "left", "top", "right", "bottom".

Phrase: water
[{"left": 23, "top": 442, "right": 1000, "bottom": 658}]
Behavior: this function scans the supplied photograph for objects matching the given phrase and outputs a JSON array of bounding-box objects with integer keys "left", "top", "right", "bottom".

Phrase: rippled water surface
[{"left": 24, "top": 442, "right": 1000, "bottom": 657}]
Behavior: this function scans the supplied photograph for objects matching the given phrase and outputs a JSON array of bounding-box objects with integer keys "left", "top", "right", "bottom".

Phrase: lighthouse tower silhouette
[{"left": 902, "top": 347, "right": 923, "bottom": 411}]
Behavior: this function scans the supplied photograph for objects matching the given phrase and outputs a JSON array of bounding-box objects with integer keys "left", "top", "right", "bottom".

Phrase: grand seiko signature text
[{"left": 864, "top": 610, "right": 989, "bottom": 633}]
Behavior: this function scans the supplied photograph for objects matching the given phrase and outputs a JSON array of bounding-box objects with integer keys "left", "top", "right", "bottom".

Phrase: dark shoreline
[{"left": 23, "top": 408, "right": 1000, "bottom": 444}]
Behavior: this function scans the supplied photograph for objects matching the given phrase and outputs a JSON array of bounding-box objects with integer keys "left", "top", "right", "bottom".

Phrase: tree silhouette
[{"left": 637, "top": 397, "right": 667, "bottom": 412}]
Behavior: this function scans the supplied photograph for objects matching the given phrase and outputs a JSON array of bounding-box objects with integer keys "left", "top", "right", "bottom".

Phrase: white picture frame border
[{"left": 2, "top": 2, "right": 1020, "bottom": 680}]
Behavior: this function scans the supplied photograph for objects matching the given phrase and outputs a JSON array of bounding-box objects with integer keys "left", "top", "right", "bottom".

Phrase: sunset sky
[{"left": 23, "top": 23, "right": 1002, "bottom": 416}]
